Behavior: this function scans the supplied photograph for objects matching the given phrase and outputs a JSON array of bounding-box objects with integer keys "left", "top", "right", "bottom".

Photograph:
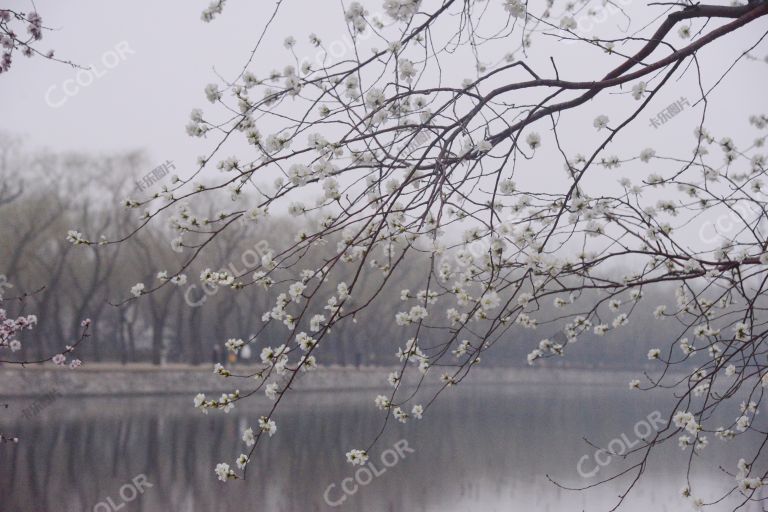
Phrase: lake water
[{"left": 0, "top": 380, "right": 764, "bottom": 511}]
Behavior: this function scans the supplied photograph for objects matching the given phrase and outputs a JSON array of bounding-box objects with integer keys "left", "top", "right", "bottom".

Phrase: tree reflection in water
[{"left": 0, "top": 383, "right": 763, "bottom": 512}]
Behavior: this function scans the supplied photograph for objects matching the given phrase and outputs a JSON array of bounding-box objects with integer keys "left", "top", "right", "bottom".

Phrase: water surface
[{"left": 0, "top": 380, "right": 763, "bottom": 511}]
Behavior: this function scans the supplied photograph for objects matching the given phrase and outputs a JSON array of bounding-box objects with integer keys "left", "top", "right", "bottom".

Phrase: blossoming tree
[
  {"left": 70, "top": 0, "right": 768, "bottom": 508},
  {"left": 0, "top": 267, "right": 89, "bottom": 443},
  {"left": 0, "top": 7, "right": 78, "bottom": 74},
  {"left": 0, "top": 138, "right": 89, "bottom": 443}
]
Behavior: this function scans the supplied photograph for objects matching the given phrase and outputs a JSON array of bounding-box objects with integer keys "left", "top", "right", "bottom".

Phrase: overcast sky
[{"left": 1, "top": 0, "right": 766, "bottom": 200}]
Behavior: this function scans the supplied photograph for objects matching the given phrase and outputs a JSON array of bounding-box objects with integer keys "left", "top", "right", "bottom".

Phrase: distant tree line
[{"left": 0, "top": 135, "right": 683, "bottom": 369}]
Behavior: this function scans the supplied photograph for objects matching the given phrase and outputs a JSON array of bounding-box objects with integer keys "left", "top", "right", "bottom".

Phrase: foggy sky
[{"left": 1, "top": 0, "right": 766, "bottom": 212}]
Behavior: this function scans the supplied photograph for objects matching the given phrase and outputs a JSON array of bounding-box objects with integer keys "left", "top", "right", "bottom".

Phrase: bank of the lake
[{"left": 0, "top": 363, "right": 657, "bottom": 397}]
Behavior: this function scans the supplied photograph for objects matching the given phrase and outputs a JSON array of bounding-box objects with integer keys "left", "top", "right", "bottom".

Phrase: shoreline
[{"left": 0, "top": 364, "right": 652, "bottom": 397}]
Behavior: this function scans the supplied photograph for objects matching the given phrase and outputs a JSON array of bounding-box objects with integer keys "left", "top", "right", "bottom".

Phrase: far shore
[{"left": 0, "top": 364, "right": 664, "bottom": 397}]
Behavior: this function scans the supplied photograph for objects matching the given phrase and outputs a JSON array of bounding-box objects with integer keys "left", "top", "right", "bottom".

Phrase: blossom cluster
[{"left": 0, "top": 9, "right": 48, "bottom": 74}]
